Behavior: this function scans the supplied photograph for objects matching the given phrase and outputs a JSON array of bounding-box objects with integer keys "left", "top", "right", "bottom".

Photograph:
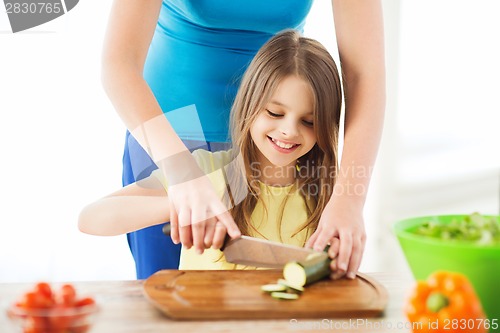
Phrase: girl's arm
[
  {"left": 306, "top": 0, "right": 386, "bottom": 279},
  {"left": 78, "top": 176, "right": 170, "bottom": 236},
  {"left": 101, "top": 0, "right": 240, "bottom": 248}
]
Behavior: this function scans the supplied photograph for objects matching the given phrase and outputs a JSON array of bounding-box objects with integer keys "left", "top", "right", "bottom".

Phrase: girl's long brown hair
[{"left": 226, "top": 30, "right": 342, "bottom": 240}]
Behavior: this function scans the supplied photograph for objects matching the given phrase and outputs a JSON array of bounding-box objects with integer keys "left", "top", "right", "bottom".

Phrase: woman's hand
[
  {"left": 167, "top": 174, "right": 241, "bottom": 254},
  {"left": 306, "top": 199, "right": 366, "bottom": 280},
  {"left": 312, "top": 0, "right": 384, "bottom": 280}
]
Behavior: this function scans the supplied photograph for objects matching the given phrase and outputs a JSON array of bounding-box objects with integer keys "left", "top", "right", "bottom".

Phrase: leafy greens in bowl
[{"left": 412, "top": 213, "right": 500, "bottom": 245}]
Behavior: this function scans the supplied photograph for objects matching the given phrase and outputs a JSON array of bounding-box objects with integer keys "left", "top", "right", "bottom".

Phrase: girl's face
[{"left": 250, "top": 75, "right": 316, "bottom": 182}]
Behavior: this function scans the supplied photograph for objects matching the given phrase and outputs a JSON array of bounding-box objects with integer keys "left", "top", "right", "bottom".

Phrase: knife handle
[{"left": 162, "top": 223, "right": 231, "bottom": 250}]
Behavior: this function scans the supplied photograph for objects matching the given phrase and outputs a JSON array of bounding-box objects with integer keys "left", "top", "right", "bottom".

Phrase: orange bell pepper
[{"left": 405, "top": 271, "right": 487, "bottom": 333}]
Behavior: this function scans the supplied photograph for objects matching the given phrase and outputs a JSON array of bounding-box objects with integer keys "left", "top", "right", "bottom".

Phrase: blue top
[{"left": 143, "top": 0, "right": 314, "bottom": 142}]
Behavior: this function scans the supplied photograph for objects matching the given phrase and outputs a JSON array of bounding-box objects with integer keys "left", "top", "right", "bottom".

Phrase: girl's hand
[
  {"left": 167, "top": 174, "right": 241, "bottom": 254},
  {"left": 305, "top": 200, "right": 366, "bottom": 280}
]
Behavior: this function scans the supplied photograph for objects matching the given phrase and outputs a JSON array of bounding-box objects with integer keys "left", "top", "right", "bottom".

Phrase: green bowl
[{"left": 394, "top": 214, "right": 500, "bottom": 323}]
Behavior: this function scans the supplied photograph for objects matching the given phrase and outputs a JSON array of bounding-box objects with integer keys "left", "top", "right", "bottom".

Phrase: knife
[{"left": 162, "top": 224, "right": 327, "bottom": 269}]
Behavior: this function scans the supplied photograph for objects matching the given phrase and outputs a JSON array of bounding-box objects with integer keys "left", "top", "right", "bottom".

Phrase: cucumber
[
  {"left": 277, "top": 279, "right": 304, "bottom": 293},
  {"left": 261, "top": 251, "right": 332, "bottom": 301},
  {"left": 260, "top": 284, "right": 287, "bottom": 293},
  {"left": 283, "top": 253, "right": 331, "bottom": 287},
  {"left": 270, "top": 291, "right": 300, "bottom": 300}
]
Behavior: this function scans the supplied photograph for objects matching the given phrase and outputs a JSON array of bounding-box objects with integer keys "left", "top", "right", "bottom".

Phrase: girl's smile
[{"left": 267, "top": 136, "right": 300, "bottom": 153}]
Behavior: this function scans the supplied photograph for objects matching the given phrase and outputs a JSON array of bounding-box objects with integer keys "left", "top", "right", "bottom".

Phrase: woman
[{"left": 101, "top": 0, "right": 385, "bottom": 279}]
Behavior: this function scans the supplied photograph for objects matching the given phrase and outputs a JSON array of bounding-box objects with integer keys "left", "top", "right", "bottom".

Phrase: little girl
[{"left": 79, "top": 30, "right": 342, "bottom": 272}]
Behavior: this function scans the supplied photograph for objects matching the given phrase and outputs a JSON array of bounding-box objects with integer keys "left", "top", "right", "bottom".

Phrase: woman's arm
[
  {"left": 101, "top": 0, "right": 186, "bottom": 156},
  {"left": 306, "top": 0, "right": 386, "bottom": 279},
  {"left": 101, "top": 0, "right": 240, "bottom": 249},
  {"left": 78, "top": 176, "right": 170, "bottom": 236}
]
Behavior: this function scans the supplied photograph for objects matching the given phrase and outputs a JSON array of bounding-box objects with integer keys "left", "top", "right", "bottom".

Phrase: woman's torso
[{"left": 143, "top": 0, "right": 314, "bottom": 142}]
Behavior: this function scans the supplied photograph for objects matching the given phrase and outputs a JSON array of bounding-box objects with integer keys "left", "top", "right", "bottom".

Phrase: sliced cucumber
[
  {"left": 260, "top": 283, "right": 287, "bottom": 293},
  {"left": 261, "top": 251, "right": 332, "bottom": 301},
  {"left": 283, "top": 262, "right": 308, "bottom": 287},
  {"left": 270, "top": 291, "right": 300, "bottom": 300},
  {"left": 283, "top": 254, "right": 331, "bottom": 287},
  {"left": 277, "top": 278, "right": 304, "bottom": 293}
]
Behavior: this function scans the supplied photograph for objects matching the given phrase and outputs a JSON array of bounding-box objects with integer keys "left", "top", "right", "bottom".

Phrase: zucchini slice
[
  {"left": 283, "top": 254, "right": 331, "bottom": 287},
  {"left": 260, "top": 283, "right": 287, "bottom": 293},
  {"left": 270, "top": 291, "right": 300, "bottom": 300},
  {"left": 277, "top": 279, "right": 304, "bottom": 293}
]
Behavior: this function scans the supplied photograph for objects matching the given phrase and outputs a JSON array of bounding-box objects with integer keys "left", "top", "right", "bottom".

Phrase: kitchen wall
[
  {"left": 377, "top": 0, "right": 500, "bottom": 273},
  {"left": 0, "top": 1, "right": 498, "bottom": 283}
]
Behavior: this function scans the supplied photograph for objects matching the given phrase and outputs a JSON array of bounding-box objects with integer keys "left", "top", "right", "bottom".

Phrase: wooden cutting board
[{"left": 143, "top": 270, "right": 388, "bottom": 320}]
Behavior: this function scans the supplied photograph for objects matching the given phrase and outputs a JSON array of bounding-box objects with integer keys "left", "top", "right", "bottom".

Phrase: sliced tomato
[
  {"left": 59, "top": 284, "right": 77, "bottom": 306},
  {"left": 34, "top": 282, "right": 52, "bottom": 300}
]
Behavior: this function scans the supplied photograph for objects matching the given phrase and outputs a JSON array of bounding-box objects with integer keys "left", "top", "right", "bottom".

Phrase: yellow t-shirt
[{"left": 152, "top": 149, "right": 313, "bottom": 270}]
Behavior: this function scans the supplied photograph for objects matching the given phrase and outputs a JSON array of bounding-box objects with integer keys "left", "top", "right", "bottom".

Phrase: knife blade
[{"left": 162, "top": 224, "right": 326, "bottom": 269}]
